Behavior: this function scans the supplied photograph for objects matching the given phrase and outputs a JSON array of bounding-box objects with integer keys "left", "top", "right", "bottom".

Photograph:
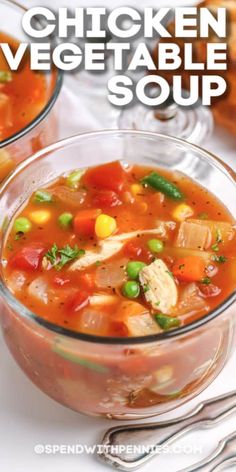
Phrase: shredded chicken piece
[
  {"left": 175, "top": 221, "right": 212, "bottom": 250},
  {"left": 139, "top": 259, "right": 178, "bottom": 313},
  {"left": 69, "top": 240, "right": 123, "bottom": 270},
  {"left": 70, "top": 223, "right": 176, "bottom": 271},
  {"left": 108, "top": 222, "right": 176, "bottom": 242}
]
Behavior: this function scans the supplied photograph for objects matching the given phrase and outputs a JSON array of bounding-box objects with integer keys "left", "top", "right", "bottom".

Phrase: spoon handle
[
  {"left": 98, "top": 391, "right": 236, "bottom": 470},
  {"left": 181, "top": 431, "right": 236, "bottom": 472}
]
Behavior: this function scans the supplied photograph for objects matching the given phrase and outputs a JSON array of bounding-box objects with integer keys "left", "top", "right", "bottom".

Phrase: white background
[{"left": 1, "top": 1, "right": 236, "bottom": 472}]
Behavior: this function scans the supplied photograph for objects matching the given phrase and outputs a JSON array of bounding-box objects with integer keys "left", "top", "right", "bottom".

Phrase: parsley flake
[
  {"left": 45, "top": 243, "right": 85, "bottom": 270},
  {"left": 211, "top": 254, "right": 227, "bottom": 264}
]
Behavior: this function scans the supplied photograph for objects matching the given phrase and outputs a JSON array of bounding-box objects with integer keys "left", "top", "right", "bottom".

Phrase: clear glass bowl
[
  {"left": 0, "top": 130, "right": 235, "bottom": 420},
  {"left": 0, "top": 0, "right": 63, "bottom": 182}
]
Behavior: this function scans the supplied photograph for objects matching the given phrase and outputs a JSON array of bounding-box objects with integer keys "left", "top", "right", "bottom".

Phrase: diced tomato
[
  {"left": 93, "top": 190, "right": 122, "bottom": 208},
  {"left": 172, "top": 256, "right": 206, "bottom": 282},
  {"left": 124, "top": 241, "right": 143, "bottom": 258},
  {"left": 199, "top": 284, "right": 221, "bottom": 298},
  {"left": 9, "top": 243, "right": 45, "bottom": 271},
  {"left": 66, "top": 291, "right": 90, "bottom": 313},
  {"left": 73, "top": 208, "right": 101, "bottom": 238},
  {"left": 53, "top": 275, "right": 71, "bottom": 287},
  {"left": 84, "top": 162, "right": 126, "bottom": 193},
  {"left": 124, "top": 241, "right": 153, "bottom": 263}
]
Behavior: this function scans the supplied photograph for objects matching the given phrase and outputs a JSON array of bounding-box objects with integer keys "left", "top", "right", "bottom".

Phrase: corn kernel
[
  {"left": 172, "top": 204, "right": 194, "bottom": 222},
  {"left": 131, "top": 184, "right": 143, "bottom": 196},
  {"left": 95, "top": 214, "right": 117, "bottom": 239},
  {"left": 29, "top": 210, "right": 51, "bottom": 225}
]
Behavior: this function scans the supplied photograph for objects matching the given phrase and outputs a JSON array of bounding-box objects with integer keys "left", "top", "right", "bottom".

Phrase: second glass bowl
[{"left": 0, "top": 0, "right": 63, "bottom": 182}]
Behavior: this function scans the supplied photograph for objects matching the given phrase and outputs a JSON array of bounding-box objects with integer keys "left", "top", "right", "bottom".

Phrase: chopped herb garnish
[
  {"left": 95, "top": 261, "right": 102, "bottom": 267},
  {"left": 58, "top": 245, "right": 85, "bottom": 270},
  {"left": 155, "top": 314, "right": 181, "bottom": 331},
  {"left": 211, "top": 243, "right": 219, "bottom": 252},
  {"left": 34, "top": 190, "right": 53, "bottom": 203},
  {"left": 15, "top": 232, "right": 24, "bottom": 241},
  {"left": 45, "top": 243, "right": 85, "bottom": 270},
  {"left": 202, "top": 277, "right": 211, "bottom": 285},
  {"left": 166, "top": 270, "right": 174, "bottom": 279},
  {"left": 7, "top": 244, "right": 13, "bottom": 251},
  {"left": 143, "top": 284, "right": 150, "bottom": 293},
  {"left": 0, "top": 70, "right": 12, "bottom": 83},
  {"left": 211, "top": 254, "right": 227, "bottom": 264}
]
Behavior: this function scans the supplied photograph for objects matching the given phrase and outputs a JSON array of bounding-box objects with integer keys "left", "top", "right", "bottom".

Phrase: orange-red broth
[
  {"left": 0, "top": 32, "right": 51, "bottom": 182},
  {"left": 0, "top": 32, "right": 48, "bottom": 143},
  {"left": 3, "top": 162, "right": 236, "bottom": 338}
]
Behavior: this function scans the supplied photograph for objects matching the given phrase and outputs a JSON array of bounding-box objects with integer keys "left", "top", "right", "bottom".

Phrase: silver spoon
[
  {"left": 180, "top": 431, "right": 236, "bottom": 472},
  {"left": 98, "top": 391, "right": 236, "bottom": 471}
]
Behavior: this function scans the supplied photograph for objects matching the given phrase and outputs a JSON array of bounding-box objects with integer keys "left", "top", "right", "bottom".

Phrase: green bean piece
[{"left": 141, "top": 172, "right": 184, "bottom": 200}]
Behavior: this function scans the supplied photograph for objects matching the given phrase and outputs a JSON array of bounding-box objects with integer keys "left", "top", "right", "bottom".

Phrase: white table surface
[{"left": 1, "top": 1, "right": 236, "bottom": 471}]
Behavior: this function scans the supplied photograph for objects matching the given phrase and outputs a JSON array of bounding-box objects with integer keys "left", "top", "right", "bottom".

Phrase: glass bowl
[
  {"left": 0, "top": 130, "right": 235, "bottom": 420},
  {"left": 0, "top": 0, "right": 63, "bottom": 182}
]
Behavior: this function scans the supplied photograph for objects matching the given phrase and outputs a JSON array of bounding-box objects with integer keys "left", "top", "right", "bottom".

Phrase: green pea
[
  {"left": 155, "top": 314, "right": 181, "bottom": 331},
  {"left": 34, "top": 190, "right": 52, "bottom": 203},
  {"left": 126, "top": 261, "right": 146, "bottom": 280},
  {"left": 14, "top": 217, "right": 32, "bottom": 234},
  {"left": 66, "top": 170, "right": 84, "bottom": 189},
  {"left": 58, "top": 212, "right": 73, "bottom": 229},
  {"left": 147, "top": 239, "right": 164, "bottom": 253},
  {"left": 122, "top": 281, "right": 140, "bottom": 299}
]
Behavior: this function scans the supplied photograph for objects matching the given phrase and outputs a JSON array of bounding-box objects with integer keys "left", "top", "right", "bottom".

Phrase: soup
[
  {"left": 3, "top": 161, "right": 236, "bottom": 337},
  {"left": 0, "top": 32, "right": 57, "bottom": 182}
]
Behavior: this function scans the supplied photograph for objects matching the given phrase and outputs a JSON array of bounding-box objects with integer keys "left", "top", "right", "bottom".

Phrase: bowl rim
[
  {"left": 0, "top": 129, "right": 236, "bottom": 345},
  {"left": 0, "top": 0, "right": 63, "bottom": 149}
]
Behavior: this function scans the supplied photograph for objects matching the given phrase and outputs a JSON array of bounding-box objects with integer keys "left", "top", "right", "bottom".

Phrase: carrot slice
[
  {"left": 73, "top": 208, "right": 101, "bottom": 238},
  {"left": 172, "top": 256, "right": 206, "bottom": 282}
]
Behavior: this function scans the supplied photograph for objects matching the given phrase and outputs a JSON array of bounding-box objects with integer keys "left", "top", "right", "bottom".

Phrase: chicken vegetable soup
[
  {"left": 0, "top": 32, "right": 48, "bottom": 143},
  {"left": 0, "top": 32, "right": 55, "bottom": 182},
  {"left": 3, "top": 161, "right": 236, "bottom": 338}
]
